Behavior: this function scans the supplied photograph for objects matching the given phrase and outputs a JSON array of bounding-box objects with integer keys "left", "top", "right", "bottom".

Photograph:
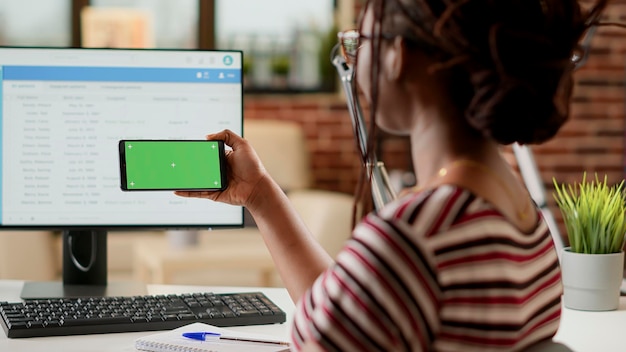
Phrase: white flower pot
[{"left": 561, "top": 247, "right": 624, "bottom": 311}]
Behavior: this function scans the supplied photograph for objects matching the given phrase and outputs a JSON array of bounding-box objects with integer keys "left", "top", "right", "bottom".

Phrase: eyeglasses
[{"left": 337, "top": 29, "right": 395, "bottom": 66}]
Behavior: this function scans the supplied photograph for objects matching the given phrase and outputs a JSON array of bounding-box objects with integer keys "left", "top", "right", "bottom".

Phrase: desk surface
[
  {"left": 554, "top": 296, "right": 626, "bottom": 352},
  {"left": 1, "top": 280, "right": 626, "bottom": 352},
  {"left": 0, "top": 280, "right": 294, "bottom": 352}
]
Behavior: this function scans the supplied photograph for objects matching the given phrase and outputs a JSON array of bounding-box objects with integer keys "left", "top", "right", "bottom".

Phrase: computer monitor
[{"left": 0, "top": 46, "right": 244, "bottom": 298}]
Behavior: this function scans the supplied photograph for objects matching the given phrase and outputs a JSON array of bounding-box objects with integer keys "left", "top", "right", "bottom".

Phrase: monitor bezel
[{"left": 0, "top": 45, "right": 245, "bottom": 231}]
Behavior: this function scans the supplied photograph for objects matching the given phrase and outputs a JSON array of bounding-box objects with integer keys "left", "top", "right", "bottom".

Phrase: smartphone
[{"left": 119, "top": 140, "right": 227, "bottom": 191}]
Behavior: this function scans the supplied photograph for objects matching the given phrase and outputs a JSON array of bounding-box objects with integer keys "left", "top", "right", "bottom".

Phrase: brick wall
[
  {"left": 244, "top": 94, "right": 364, "bottom": 194},
  {"left": 243, "top": 1, "right": 626, "bottom": 244}
]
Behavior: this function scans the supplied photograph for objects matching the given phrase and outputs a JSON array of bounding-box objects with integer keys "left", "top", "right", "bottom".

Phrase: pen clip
[{"left": 182, "top": 332, "right": 221, "bottom": 341}]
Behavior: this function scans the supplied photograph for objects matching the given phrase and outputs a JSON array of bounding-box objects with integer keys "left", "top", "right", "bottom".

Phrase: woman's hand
[
  {"left": 178, "top": 130, "right": 334, "bottom": 301},
  {"left": 174, "top": 129, "right": 269, "bottom": 209}
]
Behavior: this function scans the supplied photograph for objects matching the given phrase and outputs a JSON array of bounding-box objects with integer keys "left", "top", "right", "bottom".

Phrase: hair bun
[
  {"left": 466, "top": 68, "right": 570, "bottom": 145},
  {"left": 460, "top": 20, "right": 575, "bottom": 145}
]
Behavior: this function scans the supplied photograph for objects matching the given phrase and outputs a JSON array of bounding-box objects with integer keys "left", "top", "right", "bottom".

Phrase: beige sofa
[{"left": 0, "top": 119, "right": 355, "bottom": 287}]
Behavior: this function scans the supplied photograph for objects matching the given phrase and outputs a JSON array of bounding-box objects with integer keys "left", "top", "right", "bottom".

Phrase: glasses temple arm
[
  {"left": 330, "top": 44, "right": 397, "bottom": 211},
  {"left": 573, "top": 24, "right": 597, "bottom": 70}
]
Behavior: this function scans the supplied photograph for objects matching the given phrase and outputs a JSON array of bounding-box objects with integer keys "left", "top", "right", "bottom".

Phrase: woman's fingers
[{"left": 205, "top": 129, "right": 244, "bottom": 149}]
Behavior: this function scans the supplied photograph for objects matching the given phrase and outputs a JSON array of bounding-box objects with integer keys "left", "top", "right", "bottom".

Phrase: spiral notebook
[{"left": 134, "top": 322, "right": 291, "bottom": 352}]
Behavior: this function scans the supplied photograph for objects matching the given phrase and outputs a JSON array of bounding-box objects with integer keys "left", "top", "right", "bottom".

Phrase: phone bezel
[{"left": 118, "top": 139, "right": 228, "bottom": 191}]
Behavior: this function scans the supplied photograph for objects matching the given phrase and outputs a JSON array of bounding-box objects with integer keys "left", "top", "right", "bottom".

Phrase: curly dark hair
[{"left": 361, "top": 0, "right": 612, "bottom": 146}]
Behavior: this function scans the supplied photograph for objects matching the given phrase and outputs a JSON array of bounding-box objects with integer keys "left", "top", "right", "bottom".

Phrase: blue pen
[
  {"left": 182, "top": 331, "right": 290, "bottom": 346},
  {"left": 182, "top": 331, "right": 221, "bottom": 341}
]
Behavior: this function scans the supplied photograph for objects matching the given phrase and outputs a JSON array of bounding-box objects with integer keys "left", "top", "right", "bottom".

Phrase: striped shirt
[{"left": 291, "top": 185, "right": 562, "bottom": 352}]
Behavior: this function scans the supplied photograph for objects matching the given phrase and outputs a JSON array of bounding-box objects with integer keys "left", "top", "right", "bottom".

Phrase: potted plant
[
  {"left": 317, "top": 25, "right": 339, "bottom": 92},
  {"left": 553, "top": 172, "right": 626, "bottom": 311},
  {"left": 270, "top": 55, "right": 290, "bottom": 89},
  {"left": 243, "top": 55, "right": 253, "bottom": 89}
]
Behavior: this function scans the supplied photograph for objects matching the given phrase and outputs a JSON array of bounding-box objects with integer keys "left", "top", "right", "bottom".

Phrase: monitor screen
[
  {"left": 0, "top": 46, "right": 244, "bottom": 229},
  {"left": 0, "top": 46, "right": 244, "bottom": 298}
]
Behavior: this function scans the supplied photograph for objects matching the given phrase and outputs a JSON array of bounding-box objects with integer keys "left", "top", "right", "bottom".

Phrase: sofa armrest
[{"left": 287, "top": 189, "right": 354, "bottom": 258}]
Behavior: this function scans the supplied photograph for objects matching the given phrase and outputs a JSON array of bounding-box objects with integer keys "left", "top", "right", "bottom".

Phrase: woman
[{"left": 176, "top": 0, "right": 610, "bottom": 350}]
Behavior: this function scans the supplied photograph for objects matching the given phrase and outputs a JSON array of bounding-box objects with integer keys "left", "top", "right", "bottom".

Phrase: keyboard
[{"left": 0, "top": 291, "right": 286, "bottom": 338}]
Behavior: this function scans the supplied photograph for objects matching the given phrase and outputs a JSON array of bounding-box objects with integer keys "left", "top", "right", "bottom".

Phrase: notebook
[{"left": 134, "top": 322, "right": 291, "bottom": 352}]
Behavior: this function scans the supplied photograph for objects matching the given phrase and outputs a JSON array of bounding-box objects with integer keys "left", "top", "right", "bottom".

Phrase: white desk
[
  {"left": 1, "top": 280, "right": 626, "bottom": 352},
  {"left": 0, "top": 280, "right": 294, "bottom": 352},
  {"left": 554, "top": 297, "right": 626, "bottom": 351}
]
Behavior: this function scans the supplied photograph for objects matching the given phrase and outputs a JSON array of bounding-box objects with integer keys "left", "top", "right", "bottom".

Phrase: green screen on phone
[{"left": 120, "top": 140, "right": 225, "bottom": 190}]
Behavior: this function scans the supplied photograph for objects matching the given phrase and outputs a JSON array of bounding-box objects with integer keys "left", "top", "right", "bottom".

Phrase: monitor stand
[{"left": 20, "top": 230, "right": 147, "bottom": 299}]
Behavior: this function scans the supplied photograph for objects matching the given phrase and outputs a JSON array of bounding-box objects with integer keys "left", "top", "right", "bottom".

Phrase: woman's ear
[{"left": 384, "top": 36, "right": 409, "bottom": 81}]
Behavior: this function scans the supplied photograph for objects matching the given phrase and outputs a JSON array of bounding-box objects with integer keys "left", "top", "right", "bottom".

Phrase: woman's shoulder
[
  {"left": 365, "top": 184, "right": 547, "bottom": 244},
  {"left": 355, "top": 185, "right": 475, "bottom": 239},
  {"left": 369, "top": 184, "right": 543, "bottom": 237},
  {"left": 378, "top": 184, "right": 477, "bottom": 220}
]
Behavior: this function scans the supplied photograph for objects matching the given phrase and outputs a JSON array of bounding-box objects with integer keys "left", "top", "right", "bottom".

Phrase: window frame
[
  {"left": 71, "top": 0, "right": 348, "bottom": 94},
  {"left": 71, "top": 0, "right": 214, "bottom": 48}
]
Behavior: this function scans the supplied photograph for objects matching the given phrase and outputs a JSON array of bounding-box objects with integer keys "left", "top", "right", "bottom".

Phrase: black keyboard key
[
  {"left": 177, "top": 314, "right": 197, "bottom": 321},
  {"left": 235, "top": 310, "right": 262, "bottom": 317},
  {"left": 27, "top": 321, "right": 45, "bottom": 329},
  {"left": 44, "top": 320, "right": 61, "bottom": 327},
  {"left": 8, "top": 321, "right": 28, "bottom": 329},
  {"left": 62, "top": 316, "right": 132, "bottom": 326}
]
